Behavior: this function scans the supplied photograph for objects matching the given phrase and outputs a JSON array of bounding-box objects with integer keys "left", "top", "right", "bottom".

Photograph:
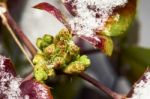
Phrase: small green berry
[
  {"left": 63, "top": 61, "right": 85, "bottom": 74},
  {"left": 68, "top": 42, "right": 79, "bottom": 56},
  {"left": 33, "top": 54, "right": 46, "bottom": 65},
  {"left": 36, "top": 38, "right": 43, "bottom": 49},
  {"left": 52, "top": 57, "right": 65, "bottom": 69},
  {"left": 43, "top": 34, "right": 53, "bottom": 44},
  {"left": 34, "top": 65, "right": 48, "bottom": 82},
  {"left": 44, "top": 44, "right": 55, "bottom": 57},
  {"left": 78, "top": 55, "right": 91, "bottom": 67}
]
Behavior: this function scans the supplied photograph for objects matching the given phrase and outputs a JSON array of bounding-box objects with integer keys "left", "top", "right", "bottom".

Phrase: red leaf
[
  {"left": 0, "top": 55, "right": 16, "bottom": 77},
  {"left": 20, "top": 80, "right": 53, "bottom": 99},
  {"left": 33, "top": 2, "right": 69, "bottom": 28},
  {"left": 0, "top": 55, "right": 53, "bottom": 99},
  {"left": 33, "top": 2, "right": 113, "bottom": 55},
  {"left": 80, "top": 34, "right": 113, "bottom": 56},
  {"left": 61, "top": 0, "right": 76, "bottom": 16}
]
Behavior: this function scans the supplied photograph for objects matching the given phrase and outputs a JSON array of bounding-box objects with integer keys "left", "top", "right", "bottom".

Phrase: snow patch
[
  {"left": 67, "top": 0, "right": 128, "bottom": 37},
  {"left": 129, "top": 71, "right": 150, "bottom": 99}
]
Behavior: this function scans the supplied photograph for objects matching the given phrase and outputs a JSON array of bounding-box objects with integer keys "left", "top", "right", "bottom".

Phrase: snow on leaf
[
  {"left": 20, "top": 79, "right": 53, "bottom": 99},
  {"left": 61, "top": 0, "right": 77, "bottom": 16},
  {"left": 0, "top": 55, "right": 53, "bottom": 99},
  {"left": 33, "top": 2, "right": 115, "bottom": 55},
  {"left": 0, "top": 55, "right": 21, "bottom": 99},
  {"left": 127, "top": 68, "right": 150, "bottom": 99},
  {"left": 62, "top": 0, "right": 136, "bottom": 37}
]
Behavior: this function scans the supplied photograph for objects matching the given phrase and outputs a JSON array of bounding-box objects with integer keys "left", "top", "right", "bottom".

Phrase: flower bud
[
  {"left": 33, "top": 54, "right": 46, "bottom": 65},
  {"left": 36, "top": 38, "right": 43, "bottom": 49},
  {"left": 34, "top": 65, "right": 48, "bottom": 82},
  {"left": 63, "top": 61, "right": 86, "bottom": 74},
  {"left": 44, "top": 44, "right": 55, "bottom": 57},
  {"left": 68, "top": 42, "right": 79, "bottom": 56},
  {"left": 43, "top": 34, "right": 53, "bottom": 44},
  {"left": 78, "top": 55, "right": 90, "bottom": 67},
  {"left": 52, "top": 57, "right": 65, "bottom": 69},
  {"left": 55, "top": 29, "right": 72, "bottom": 43}
]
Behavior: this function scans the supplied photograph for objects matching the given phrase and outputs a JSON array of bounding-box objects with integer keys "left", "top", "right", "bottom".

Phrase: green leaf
[
  {"left": 100, "top": 0, "right": 137, "bottom": 36},
  {"left": 123, "top": 46, "right": 150, "bottom": 82},
  {"left": 123, "top": 46, "right": 150, "bottom": 65}
]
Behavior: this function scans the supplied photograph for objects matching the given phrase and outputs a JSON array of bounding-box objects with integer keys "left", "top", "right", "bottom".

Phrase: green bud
[
  {"left": 78, "top": 55, "right": 91, "bottom": 68},
  {"left": 36, "top": 38, "right": 43, "bottom": 49},
  {"left": 55, "top": 29, "right": 72, "bottom": 43},
  {"left": 44, "top": 44, "right": 55, "bottom": 57},
  {"left": 52, "top": 57, "right": 65, "bottom": 69},
  {"left": 33, "top": 54, "right": 46, "bottom": 65},
  {"left": 56, "top": 40, "right": 67, "bottom": 49},
  {"left": 36, "top": 38, "right": 49, "bottom": 50},
  {"left": 68, "top": 42, "right": 79, "bottom": 56},
  {"left": 41, "top": 41, "right": 49, "bottom": 49},
  {"left": 63, "top": 61, "right": 86, "bottom": 74},
  {"left": 43, "top": 34, "right": 53, "bottom": 44},
  {"left": 34, "top": 65, "right": 48, "bottom": 82}
]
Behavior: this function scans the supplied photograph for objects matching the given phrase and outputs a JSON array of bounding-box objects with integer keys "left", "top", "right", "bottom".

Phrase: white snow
[
  {"left": 67, "top": 0, "right": 128, "bottom": 37},
  {"left": 0, "top": 55, "right": 29, "bottom": 99},
  {"left": 129, "top": 71, "right": 150, "bottom": 99}
]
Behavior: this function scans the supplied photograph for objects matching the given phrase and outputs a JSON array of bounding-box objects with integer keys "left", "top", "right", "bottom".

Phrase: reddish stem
[
  {"left": 4, "top": 12, "right": 37, "bottom": 56},
  {"left": 79, "top": 73, "right": 124, "bottom": 99}
]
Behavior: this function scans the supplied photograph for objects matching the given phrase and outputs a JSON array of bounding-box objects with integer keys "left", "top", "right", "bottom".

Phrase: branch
[
  {"left": 0, "top": 3, "right": 34, "bottom": 67},
  {"left": 0, "top": 2, "right": 37, "bottom": 57},
  {"left": 4, "top": 12, "right": 37, "bottom": 56},
  {"left": 79, "top": 72, "right": 124, "bottom": 99}
]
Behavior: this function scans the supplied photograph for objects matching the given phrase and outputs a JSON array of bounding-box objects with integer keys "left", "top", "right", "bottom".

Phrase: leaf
[
  {"left": 127, "top": 68, "right": 150, "bottom": 99},
  {"left": 33, "top": 2, "right": 69, "bottom": 28},
  {"left": 123, "top": 46, "right": 150, "bottom": 82},
  {"left": 0, "top": 55, "right": 53, "bottom": 99},
  {"left": 61, "top": 0, "right": 76, "bottom": 16},
  {"left": 123, "top": 46, "right": 150, "bottom": 66},
  {"left": 33, "top": 2, "right": 113, "bottom": 55},
  {"left": 62, "top": 0, "right": 137, "bottom": 36},
  {"left": 100, "top": 0, "right": 137, "bottom": 36},
  {"left": 20, "top": 80, "right": 53, "bottom": 99},
  {"left": 80, "top": 35, "right": 113, "bottom": 56},
  {"left": 0, "top": 55, "right": 16, "bottom": 77}
]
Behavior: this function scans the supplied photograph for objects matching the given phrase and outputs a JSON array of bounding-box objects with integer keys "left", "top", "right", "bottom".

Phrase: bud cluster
[{"left": 33, "top": 29, "right": 91, "bottom": 82}]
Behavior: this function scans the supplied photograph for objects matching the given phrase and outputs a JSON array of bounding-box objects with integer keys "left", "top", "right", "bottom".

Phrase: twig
[
  {"left": 4, "top": 12, "right": 37, "bottom": 56},
  {"left": 79, "top": 72, "right": 124, "bottom": 99},
  {"left": 0, "top": 3, "right": 34, "bottom": 67}
]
